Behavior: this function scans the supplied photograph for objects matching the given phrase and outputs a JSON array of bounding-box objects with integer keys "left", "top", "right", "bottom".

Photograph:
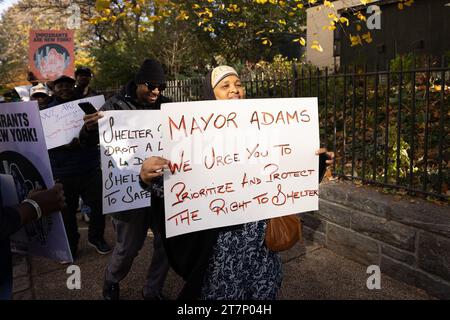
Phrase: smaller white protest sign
[
  {"left": 99, "top": 110, "right": 163, "bottom": 214},
  {"left": 40, "top": 95, "right": 105, "bottom": 149}
]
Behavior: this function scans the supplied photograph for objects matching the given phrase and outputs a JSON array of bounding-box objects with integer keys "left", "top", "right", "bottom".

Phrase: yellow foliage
[
  {"left": 95, "top": 0, "right": 110, "bottom": 12},
  {"left": 261, "top": 37, "right": 272, "bottom": 46},
  {"left": 398, "top": 0, "right": 414, "bottom": 9},
  {"left": 361, "top": 32, "right": 373, "bottom": 43},
  {"left": 226, "top": 4, "right": 241, "bottom": 13},
  {"left": 292, "top": 37, "right": 306, "bottom": 46},
  {"left": 311, "top": 40, "right": 323, "bottom": 52},
  {"left": 356, "top": 11, "right": 367, "bottom": 21},
  {"left": 176, "top": 11, "right": 190, "bottom": 21},
  {"left": 339, "top": 17, "right": 349, "bottom": 26},
  {"left": 149, "top": 15, "right": 162, "bottom": 22},
  {"left": 132, "top": 5, "right": 141, "bottom": 15},
  {"left": 350, "top": 34, "right": 362, "bottom": 46}
]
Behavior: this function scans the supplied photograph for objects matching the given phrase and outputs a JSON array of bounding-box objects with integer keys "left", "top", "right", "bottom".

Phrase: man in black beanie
[{"left": 80, "top": 59, "right": 171, "bottom": 300}]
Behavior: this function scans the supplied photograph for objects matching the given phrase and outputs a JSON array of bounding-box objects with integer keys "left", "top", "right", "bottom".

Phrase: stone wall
[{"left": 302, "top": 180, "right": 450, "bottom": 299}]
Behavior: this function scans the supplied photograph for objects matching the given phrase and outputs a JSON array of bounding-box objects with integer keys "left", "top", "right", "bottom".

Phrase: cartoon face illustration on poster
[
  {"left": 0, "top": 151, "right": 53, "bottom": 247},
  {"left": 33, "top": 44, "right": 71, "bottom": 80}
]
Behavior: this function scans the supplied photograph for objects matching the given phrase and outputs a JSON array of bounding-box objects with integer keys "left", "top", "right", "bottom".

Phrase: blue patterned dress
[{"left": 200, "top": 220, "right": 282, "bottom": 300}]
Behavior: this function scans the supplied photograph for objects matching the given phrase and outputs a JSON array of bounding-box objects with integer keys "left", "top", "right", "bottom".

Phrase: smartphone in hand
[{"left": 78, "top": 102, "right": 98, "bottom": 114}]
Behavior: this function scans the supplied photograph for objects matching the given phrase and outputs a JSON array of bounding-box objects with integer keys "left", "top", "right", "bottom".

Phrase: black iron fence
[{"left": 164, "top": 60, "right": 449, "bottom": 201}]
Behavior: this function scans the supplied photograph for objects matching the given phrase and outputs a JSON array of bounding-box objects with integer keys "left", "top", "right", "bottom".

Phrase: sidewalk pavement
[{"left": 13, "top": 215, "right": 435, "bottom": 300}]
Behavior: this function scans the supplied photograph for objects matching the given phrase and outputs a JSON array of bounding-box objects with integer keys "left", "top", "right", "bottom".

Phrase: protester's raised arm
[{"left": 83, "top": 112, "right": 104, "bottom": 132}]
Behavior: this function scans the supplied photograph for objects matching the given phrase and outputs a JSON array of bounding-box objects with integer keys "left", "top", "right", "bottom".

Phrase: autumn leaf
[
  {"left": 176, "top": 10, "right": 189, "bottom": 21},
  {"left": 361, "top": 32, "right": 373, "bottom": 43},
  {"left": 261, "top": 37, "right": 272, "bottom": 46},
  {"left": 311, "top": 40, "right": 323, "bottom": 52},
  {"left": 350, "top": 34, "right": 362, "bottom": 46},
  {"left": 292, "top": 37, "right": 306, "bottom": 46},
  {"left": 339, "top": 17, "right": 349, "bottom": 26},
  {"left": 95, "top": 0, "right": 110, "bottom": 12}
]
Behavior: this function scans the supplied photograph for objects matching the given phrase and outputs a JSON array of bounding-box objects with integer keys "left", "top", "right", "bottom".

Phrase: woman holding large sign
[{"left": 140, "top": 66, "right": 334, "bottom": 299}]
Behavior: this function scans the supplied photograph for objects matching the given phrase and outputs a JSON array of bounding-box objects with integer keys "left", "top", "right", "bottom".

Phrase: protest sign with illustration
[
  {"left": 28, "top": 30, "right": 74, "bottom": 81},
  {"left": 0, "top": 101, "right": 72, "bottom": 263},
  {"left": 161, "top": 98, "right": 320, "bottom": 238},
  {"left": 40, "top": 95, "right": 105, "bottom": 149},
  {"left": 98, "top": 110, "right": 163, "bottom": 214}
]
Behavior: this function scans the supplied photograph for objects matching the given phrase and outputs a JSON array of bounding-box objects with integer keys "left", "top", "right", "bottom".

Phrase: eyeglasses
[{"left": 145, "top": 83, "right": 166, "bottom": 92}]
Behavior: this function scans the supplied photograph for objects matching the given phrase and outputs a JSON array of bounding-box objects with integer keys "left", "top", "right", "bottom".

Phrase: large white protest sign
[
  {"left": 40, "top": 95, "right": 105, "bottom": 149},
  {"left": 161, "top": 98, "right": 319, "bottom": 238},
  {"left": 99, "top": 110, "right": 163, "bottom": 214},
  {"left": 0, "top": 101, "right": 72, "bottom": 262}
]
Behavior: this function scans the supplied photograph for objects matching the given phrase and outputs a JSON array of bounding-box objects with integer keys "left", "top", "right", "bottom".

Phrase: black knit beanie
[{"left": 135, "top": 59, "right": 166, "bottom": 85}]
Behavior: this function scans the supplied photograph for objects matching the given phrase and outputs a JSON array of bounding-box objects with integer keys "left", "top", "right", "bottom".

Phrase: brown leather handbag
[{"left": 265, "top": 214, "right": 303, "bottom": 252}]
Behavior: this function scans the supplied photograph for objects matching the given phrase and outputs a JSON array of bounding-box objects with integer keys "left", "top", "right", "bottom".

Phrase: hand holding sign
[
  {"left": 83, "top": 111, "right": 104, "bottom": 131},
  {"left": 316, "top": 148, "right": 335, "bottom": 165},
  {"left": 139, "top": 156, "right": 169, "bottom": 186},
  {"left": 24, "top": 183, "right": 66, "bottom": 222}
]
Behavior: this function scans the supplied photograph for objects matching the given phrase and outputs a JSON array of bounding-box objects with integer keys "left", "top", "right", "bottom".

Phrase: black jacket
[
  {"left": 0, "top": 206, "right": 22, "bottom": 300},
  {"left": 79, "top": 80, "right": 171, "bottom": 220},
  {"left": 142, "top": 176, "right": 228, "bottom": 300},
  {"left": 44, "top": 97, "right": 100, "bottom": 177}
]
